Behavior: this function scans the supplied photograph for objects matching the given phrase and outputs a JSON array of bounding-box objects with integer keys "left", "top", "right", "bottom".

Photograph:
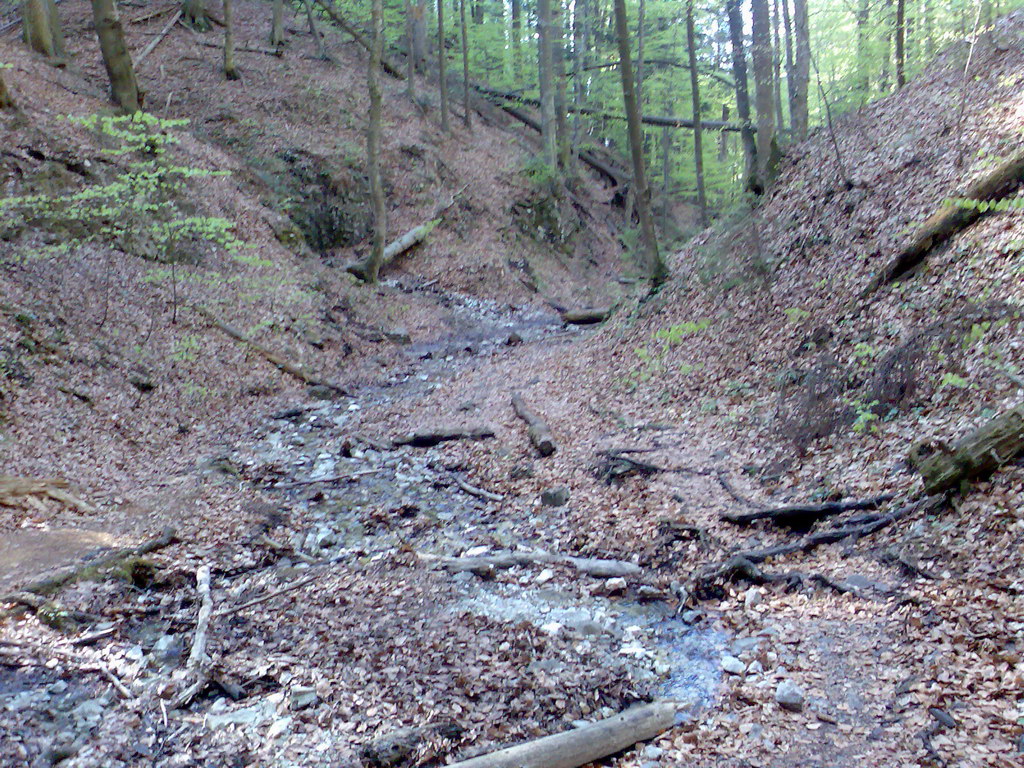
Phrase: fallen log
[
  {"left": 720, "top": 493, "right": 895, "bottom": 528},
  {"left": 423, "top": 550, "right": 640, "bottom": 579},
  {"left": 191, "top": 305, "right": 348, "bottom": 395},
  {"left": 193, "top": 38, "right": 283, "bottom": 57},
  {"left": 394, "top": 426, "right": 496, "bottom": 447},
  {"left": 453, "top": 476, "right": 504, "bottom": 502},
  {"left": 173, "top": 564, "right": 214, "bottom": 708},
  {"left": 560, "top": 307, "right": 613, "bottom": 325},
  {"left": 444, "top": 700, "right": 680, "bottom": 768},
  {"left": 909, "top": 405, "right": 1024, "bottom": 494},
  {"left": 863, "top": 147, "right": 1024, "bottom": 296},
  {"left": 135, "top": 9, "right": 182, "bottom": 67},
  {"left": 511, "top": 392, "right": 557, "bottom": 457},
  {"left": 313, "top": 0, "right": 404, "bottom": 78}
]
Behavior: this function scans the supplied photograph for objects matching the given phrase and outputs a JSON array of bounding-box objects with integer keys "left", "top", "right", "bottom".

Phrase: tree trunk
[
  {"left": 686, "top": 0, "right": 707, "bottom": 226},
  {"left": 459, "top": 0, "right": 471, "bottom": 128},
  {"left": 404, "top": 0, "right": 416, "bottom": 99},
  {"left": 552, "top": 0, "right": 571, "bottom": 168},
  {"left": 854, "top": 0, "right": 870, "bottom": 100},
  {"left": 922, "top": 0, "right": 934, "bottom": 60},
  {"left": 571, "top": 0, "right": 586, "bottom": 148},
  {"left": 895, "top": 0, "right": 906, "bottom": 89},
  {"left": 782, "top": 0, "right": 794, "bottom": 127},
  {"left": 613, "top": 0, "right": 665, "bottom": 285},
  {"left": 751, "top": 0, "right": 776, "bottom": 190},
  {"left": 718, "top": 104, "right": 730, "bottom": 160},
  {"left": 412, "top": 0, "right": 427, "bottom": 71},
  {"left": 635, "top": 0, "right": 645, "bottom": 106},
  {"left": 771, "top": 0, "right": 785, "bottom": 136},
  {"left": 270, "top": 0, "right": 284, "bottom": 46},
  {"left": 791, "top": 0, "right": 809, "bottom": 140},
  {"left": 0, "top": 69, "right": 14, "bottom": 110},
  {"left": 223, "top": 0, "right": 238, "bottom": 79},
  {"left": 92, "top": 0, "right": 141, "bottom": 113},
  {"left": 511, "top": 0, "right": 522, "bottom": 82},
  {"left": 22, "top": 0, "right": 57, "bottom": 57},
  {"left": 438, "top": 0, "right": 449, "bottom": 132},
  {"left": 537, "top": 0, "right": 558, "bottom": 171},
  {"left": 302, "top": 0, "right": 328, "bottom": 59},
  {"left": 725, "top": 0, "right": 757, "bottom": 191},
  {"left": 362, "top": 0, "right": 387, "bottom": 284},
  {"left": 182, "top": 0, "right": 212, "bottom": 31}
]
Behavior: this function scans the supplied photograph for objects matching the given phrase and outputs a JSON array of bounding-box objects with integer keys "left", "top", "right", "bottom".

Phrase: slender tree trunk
[
  {"left": 92, "top": 0, "right": 141, "bottom": 113},
  {"left": 661, "top": 124, "right": 670, "bottom": 232},
  {"left": 771, "top": 0, "right": 785, "bottom": 136},
  {"left": 686, "top": 0, "right": 707, "bottom": 226},
  {"left": 923, "top": 0, "right": 934, "bottom": 60},
  {"left": 552, "top": 0, "right": 571, "bottom": 168},
  {"left": 613, "top": 0, "right": 665, "bottom": 285},
  {"left": 302, "top": 0, "right": 327, "bottom": 59},
  {"left": 404, "top": 0, "right": 416, "bottom": 98},
  {"left": 22, "top": 0, "right": 56, "bottom": 57},
  {"left": 223, "top": 0, "right": 238, "bottom": 79},
  {"left": 571, "top": 0, "right": 585, "bottom": 148},
  {"left": 635, "top": 0, "right": 646, "bottom": 106},
  {"left": 726, "top": 0, "right": 757, "bottom": 190},
  {"left": 45, "top": 0, "right": 66, "bottom": 56},
  {"left": 791, "top": 0, "right": 809, "bottom": 139},
  {"left": 511, "top": 0, "right": 522, "bottom": 82},
  {"left": 182, "top": 0, "right": 212, "bottom": 31},
  {"left": 782, "top": 0, "right": 794, "bottom": 122},
  {"left": 363, "top": 0, "right": 387, "bottom": 283},
  {"left": 270, "top": 0, "right": 285, "bottom": 46},
  {"left": 0, "top": 69, "right": 14, "bottom": 110},
  {"left": 895, "top": 0, "right": 906, "bottom": 89},
  {"left": 751, "top": 0, "right": 777, "bottom": 189},
  {"left": 854, "top": 0, "right": 870, "bottom": 100},
  {"left": 537, "top": 0, "right": 557, "bottom": 170},
  {"left": 412, "top": 0, "right": 427, "bottom": 71},
  {"left": 718, "top": 104, "right": 730, "bottom": 160},
  {"left": 459, "top": 0, "right": 471, "bottom": 128},
  {"left": 438, "top": 0, "right": 449, "bottom": 132}
]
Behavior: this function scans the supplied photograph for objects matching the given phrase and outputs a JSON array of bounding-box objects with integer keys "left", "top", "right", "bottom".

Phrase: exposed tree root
[{"left": 720, "top": 492, "right": 895, "bottom": 529}]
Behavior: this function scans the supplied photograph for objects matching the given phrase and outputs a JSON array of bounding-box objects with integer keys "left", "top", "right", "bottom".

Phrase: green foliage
[
  {"left": 622, "top": 318, "right": 710, "bottom": 390},
  {"left": 783, "top": 307, "right": 811, "bottom": 323},
  {"left": 952, "top": 196, "right": 1024, "bottom": 214},
  {"left": 0, "top": 113, "right": 240, "bottom": 265},
  {"left": 849, "top": 399, "right": 880, "bottom": 434},
  {"left": 519, "top": 155, "right": 559, "bottom": 192},
  {"left": 939, "top": 372, "right": 970, "bottom": 389}
]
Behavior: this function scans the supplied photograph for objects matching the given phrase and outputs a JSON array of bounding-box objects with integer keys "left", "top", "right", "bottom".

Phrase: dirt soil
[{"left": 2, "top": 3, "right": 1024, "bottom": 768}]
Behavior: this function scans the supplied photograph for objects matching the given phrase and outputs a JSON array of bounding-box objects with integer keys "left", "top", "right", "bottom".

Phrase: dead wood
[
  {"left": 511, "top": 392, "right": 557, "bottom": 456},
  {"left": 2, "top": 592, "right": 101, "bottom": 624},
  {"left": 560, "top": 307, "right": 613, "bottom": 325},
  {"left": 173, "top": 564, "right": 214, "bottom": 708},
  {"left": 193, "top": 38, "right": 283, "bottom": 57},
  {"left": 423, "top": 550, "right": 641, "bottom": 579},
  {"left": 863, "top": 146, "right": 1024, "bottom": 296},
  {"left": 720, "top": 492, "right": 895, "bottom": 528},
  {"left": 192, "top": 305, "right": 348, "bottom": 395},
  {"left": 12, "top": 526, "right": 177, "bottom": 596},
  {"left": 212, "top": 571, "right": 319, "bottom": 618},
  {"left": 909, "top": 405, "right": 1024, "bottom": 494},
  {"left": 0, "top": 475, "right": 96, "bottom": 515},
  {"left": 444, "top": 700, "right": 680, "bottom": 768},
  {"left": 313, "top": 0, "right": 404, "bottom": 78},
  {"left": 275, "top": 467, "right": 383, "bottom": 489},
  {"left": 453, "top": 476, "right": 504, "bottom": 502},
  {"left": 135, "top": 9, "right": 181, "bottom": 67},
  {"left": 393, "top": 425, "right": 496, "bottom": 447}
]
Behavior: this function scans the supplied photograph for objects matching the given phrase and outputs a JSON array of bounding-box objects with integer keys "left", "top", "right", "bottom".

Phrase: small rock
[
  {"left": 540, "top": 622, "right": 563, "bottom": 636},
  {"left": 604, "top": 577, "right": 627, "bottom": 593},
  {"left": 267, "top": 716, "right": 293, "bottom": 739},
  {"left": 679, "top": 610, "right": 702, "bottom": 625},
  {"left": 747, "top": 660, "right": 764, "bottom": 676},
  {"left": 463, "top": 545, "right": 490, "bottom": 558},
  {"left": 290, "top": 686, "right": 318, "bottom": 710},
  {"left": 721, "top": 655, "right": 746, "bottom": 675},
  {"left": 744, "top": 587, "right": 762, "bottom": 610},
  {"left": 506, "top": 331, "right": 523, "bottom": 346},
  {"left": 535, "top": 568, "right": 555, "bottom": 585},
  {"left": 540, "top": 486, "right": 570, "bottom": 507},
  {"left": 775, "top": 680, "right": 805, "bottom": 712},
  {"left": 642, "top": 745, "right": 664, "bottom": 759}
]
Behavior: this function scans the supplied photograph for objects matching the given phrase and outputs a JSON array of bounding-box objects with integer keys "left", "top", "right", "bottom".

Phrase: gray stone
[
  {"left": 290, "top": 686, "right": 318, "bottom": 710},
  {"left": 540, "top": 486, "right": 570, "bottom": 507},
  {"left": 721, "top": 655, "right": 746, "bottom": 675},
  {"left": 775, "top": 680, "right": 805, "bottom": 712},
  {"left": 642, "top": 745, "right": 664, "bottom": 759}
]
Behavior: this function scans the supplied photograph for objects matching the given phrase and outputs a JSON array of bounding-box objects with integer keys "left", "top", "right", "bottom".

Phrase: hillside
[{"left": 2, "top": 3, "right": 1024, "bottom": 768}]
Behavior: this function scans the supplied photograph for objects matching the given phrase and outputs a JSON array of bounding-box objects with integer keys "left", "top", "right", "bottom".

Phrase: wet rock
[
  {"left": 775, "top": 680, "right": 805, "bottom": 712},
  {"left": 540, "top": 486, "right": 570, "bottom": 507},
  {"left": 289, "top": 686, "right": 318, "bottom": 710},
  {"left": 680, "top": 610, "right": 703, "bottom": 625},
  {"left": 721, "top": 655, "right": 746, "bottom": 675},
  {"left": 151, "top": 634, "right": 183, "bottom": 666},
  {"left": 535, "top": 568, "right": 555, "bottom": 585}
]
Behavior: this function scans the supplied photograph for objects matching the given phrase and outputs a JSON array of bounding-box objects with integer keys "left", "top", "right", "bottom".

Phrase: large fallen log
[
  {"left": 394, "top": 426, "right": 496, "bottom": 447},
  {"left": 720, "top": 493, "right": 895, "bottom": 529},
  {"left": 909, "top": 405, "right": 1024, "bottom": 494},
  {"left": 560, "top": 307, "right": 613, "bottom": 325},
  {"left": 511, "top": 392, "right": 557, "bottom": 457},
  {"left": 444, "top": 701, "right": 680, "bottom": 768},
  {"left": 863, "top": 147, "right": 1024, "bottom": 296}
]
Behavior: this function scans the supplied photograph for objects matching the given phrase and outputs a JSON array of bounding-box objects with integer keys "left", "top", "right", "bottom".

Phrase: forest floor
[{"left": 2, "top": 2, "right": 1024, "bottom": 768}]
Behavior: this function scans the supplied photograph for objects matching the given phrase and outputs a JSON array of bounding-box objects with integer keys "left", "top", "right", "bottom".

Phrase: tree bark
[
  {"left": 751, "top": 0, "right": 777, "bottom": 190},
  {"left": 726, "top": 0, "right": 757, "bottom": 190},
  {"left": 182, "top": 0, "right": 212, "bottom": 31},
  {"left": 404, "top": 0, "right": 415, "bottom": 98},
  {"left": 363, "top": 0, "right": 387, "bottom": 283},
  {"left": 791, "top": 0, "right": 809, "bottom": 139},
  {"left": 771, "top": 0, "right": 785, "bottom": 136},
  {"left": 92, "top": 0, "right": 141, "bottom": 113},
  {"left": 511, "top": 392, "right": 557, "bottom": 456},
  {"left": 686, "top": 0, "right": 707, "bottom": 226},
  {"left": 223, "top": 0, "right": 238, "bottom": 79},
  {"left": 22, "top": 0, "right": 58, "bottom": 57},
  {"left": 411, "top": 0, "right": 427, "bottom": 71},
  {"left": 614, "top": 0, "right": 665, "bottom": 285},
  {"left": 537, "top": 0, "right": 558, "bottom": 171},
  {"left": 302, "top": 0, "right": 328, "bottom": 60},
  {"left": 459, "top": 0, "right": 471, "bottom": 129},
  {"left": 635, "top": 0, "right": 646, "bottom": 106},
  {"left": 438, "top": 0, "right": 449, "bottom": 132},
  {"left": 854, "top": 0, "right": 870, "bottom": 100},
  {"left": 511, "top": 0, "right": 522, "bottom": 82},
  {"left": 552, "top": 0, "right": 571, "bottom": 168},
  {"left": 270, "top": 0, "right": 284, "bottom": 46},
  {"left": 895, "top": 0, "right": 906, "bottom": 90},
  {"left": 0, "top": 69, "right": 14, "bottom": 110}
]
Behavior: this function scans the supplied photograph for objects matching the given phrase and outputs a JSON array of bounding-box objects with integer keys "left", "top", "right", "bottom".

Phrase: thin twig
[
  {"left": 212, "top": 572, "right": 319, "bottom": 619},
  {"left": 453, "top": 475, "right": 504, "bottom": 502}
]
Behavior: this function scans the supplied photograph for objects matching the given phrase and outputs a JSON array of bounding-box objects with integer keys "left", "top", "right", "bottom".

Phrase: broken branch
[{"left": 511, "top": 392, "right": 557, "bottom": 457}]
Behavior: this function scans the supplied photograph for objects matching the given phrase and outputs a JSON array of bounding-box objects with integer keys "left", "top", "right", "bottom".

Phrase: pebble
[
  {"left": 290, "top": 686, "right": 319, "bottom": 710},
  {"left": 775, "top": 679, "right": 805, "bottom": 712},
  {"left": 604, "top": 577, "right": 627, "bottom": 593},
  {"left": 642, "top": 745, "right": 664, "bottom": 759},
  {"left": 535, "top": 568, "right": 555, "bottom": 585},
  {"left": 540, "top": 486, "right": 570, "bottom": 507},
  {"left": 721, "top": 655, "right": 746, "bottom": 675},
  {"left": 744, "top": 587, "right": 762, "bottom": 610}
]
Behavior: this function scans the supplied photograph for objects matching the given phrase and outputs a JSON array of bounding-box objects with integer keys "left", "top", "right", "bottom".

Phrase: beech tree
[
  {"left": 223, "top": 0, "right": 238, "bottom": 80},
  {"left": 270, "top": 0, "right": 285, "bottom": 47},
  {"left": 686, "top": 0, "right": 707, "bottom": 225},
  {"left": 182, "top": 0, "right": 213, "bottom": 31},
  {"left": 751, "top": 0, "right": 777, "bottom": 190},
  {"left": 438, "top": 0, "right": 449, "bottom": 132},
  {"left": 22, "top": 0, "right": 65, "bottom": 59},
  {"left": 791, "top": 0, "right": 810, "bottom": 139},
  {"left": 361, "top": 0, "right": 387, "bottom": 283},
  {"left": 459, "top": 0, "right": 471, "bottom": 129},
  {"left": 536, "top": 0, "right": 557, "bottom": 171},
  {"left": 92, "top": 0, "right": 141, "bottom": 113},
  {"left": 726, "top": 0, "right": 757, "bottom": 190}
]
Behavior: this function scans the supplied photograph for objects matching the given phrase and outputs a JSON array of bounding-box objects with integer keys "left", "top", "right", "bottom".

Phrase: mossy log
[
  {"left": 864, "top": 147, "right": 1024, "bottom": 296},
  {"left": 511, "top": 392, "right": 557, "bottom": 456},
  {"left": 909, "top": 405, "right": 1024, "bottom": 494}
]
